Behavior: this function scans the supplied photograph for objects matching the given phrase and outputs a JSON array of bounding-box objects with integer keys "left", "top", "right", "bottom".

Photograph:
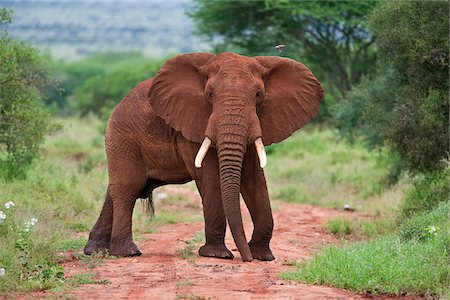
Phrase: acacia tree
[
  {"left": 0, "top": 9, "right": 53, "bottom": 179},
  {"left": 189, "top": 0, "right": 377, "bottom": 102}
]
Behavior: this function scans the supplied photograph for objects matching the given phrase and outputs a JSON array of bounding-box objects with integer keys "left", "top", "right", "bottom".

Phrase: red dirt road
[{"left": 36, "top": 188, "right": 413, "bottom": 300}]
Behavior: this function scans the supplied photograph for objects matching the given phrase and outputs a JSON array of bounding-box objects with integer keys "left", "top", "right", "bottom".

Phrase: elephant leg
[
  {"left": 194, "top": 149, "right": 233, "bottom": 259},
  {"left": 241, "top": 149, "right": 275, "bottom": 261},
  {"left": 107, "top": 156, "right": 147, "bottom": 257},
  {"left": 84, "top": 187, "right": 113, "bottom": 255},
  {"left": 108, "top": 188, "right": 141, "bottom": 257}
]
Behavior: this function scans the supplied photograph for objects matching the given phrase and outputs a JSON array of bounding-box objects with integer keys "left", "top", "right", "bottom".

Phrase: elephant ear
[
  {"left": 254, "top": 56, "right": 324, "bottom": 145},
  {"left": 148, "top": 53, "right": 214, "bottom": 143}
]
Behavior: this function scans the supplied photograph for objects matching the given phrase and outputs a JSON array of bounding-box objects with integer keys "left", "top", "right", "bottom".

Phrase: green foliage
[
  {"left": 45, "top": 52, "right": 164, "bottom": 116},
  {"left": 0, "top": 8, "right": 53, "bottom": 179},
  {"left": 283, "top": 203, "right": 450, "bottom": 296},
  {"left": 336, "top": 1, "right": 449, "bottom": 174},
  {"left": 399, "top": 168, "right": 450, "bottom": 220},
  {"left": 189, "top": 0, "right": 377, "bottom": 119},
  {"left": 72, "top": 55, "right": 165, "bottom": 119}
]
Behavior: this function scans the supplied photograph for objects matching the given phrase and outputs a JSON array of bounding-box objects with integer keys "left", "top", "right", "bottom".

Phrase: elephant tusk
[
  {"left": 254, "top": 137, "right": 267, "bottom": 168},
  {"left": 195, "top": 137, "right": 212, "bottom": 168}
]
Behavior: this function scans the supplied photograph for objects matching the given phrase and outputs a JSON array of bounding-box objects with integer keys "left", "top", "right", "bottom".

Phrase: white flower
[
  {"left": 30, "top": 218, "right": 38, "bottom": 225},
  {"left": 0, "top": 211, "right": 6, "bottom": 221},
  {"left": 0, "top": 268, "right": 5, "bottom": 277},
  {"left": 4, "top": 201, "right": 14, "bottom": 209},
  {"left": 428, "top": 225, "right": 437, "bottom": 235}
]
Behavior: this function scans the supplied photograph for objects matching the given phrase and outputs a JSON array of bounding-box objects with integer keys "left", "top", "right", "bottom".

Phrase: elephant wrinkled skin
[{"left": 84, "top": 52, "right": 324, "bottom": 262}]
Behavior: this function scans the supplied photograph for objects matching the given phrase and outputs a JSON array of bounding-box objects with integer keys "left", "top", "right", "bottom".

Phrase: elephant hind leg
[{"left": 84, "top": 187, "right": 113, "bottom": 255}]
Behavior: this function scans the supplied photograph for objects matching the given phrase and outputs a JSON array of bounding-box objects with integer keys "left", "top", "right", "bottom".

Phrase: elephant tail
[
  {"left": 138, "top": 180, "right": 155, "bottom": 219},
  {"left": 141, "top": 194, "right": 155, "bottom": 219}
]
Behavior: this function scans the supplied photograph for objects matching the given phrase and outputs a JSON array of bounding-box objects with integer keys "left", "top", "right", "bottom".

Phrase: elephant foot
[
  {"left": 199, "top": 243, "right": 234, "bottom": 259},
  {"left": 84, "top": 238, "right": 110, "bottom": 255},
  {"left": 109, "top": 239, "right": 142, "bottom": 257},
  {"left": 249, "top": 241, "right": 275, "bottom": 261}
]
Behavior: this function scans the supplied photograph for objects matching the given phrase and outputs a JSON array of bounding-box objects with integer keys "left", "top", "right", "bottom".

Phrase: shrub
[
  {"left": 336, "top": 1, "right": 449, "bottom": 174},
  {"left": 0, "top": 9, "right": 53, "bottom": 179},
  {"left": 72, "top": 57, "right": 165, "bottom": 118},
  {"left": 399, "top": 168, "right": 449, "bottom": 219}
]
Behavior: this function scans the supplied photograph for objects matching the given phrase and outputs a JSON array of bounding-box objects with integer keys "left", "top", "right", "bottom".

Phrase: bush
[
  {"left": 336, "top": 1, "right": 449, "bottom": 174},
  {"left": 72, "top": 56, "right": 165, "bottom": 118},
  {"left": 0, "top": 9, "right": 53, "bottom": 179},
  {"left": 45, "top": 52, "right": 153, "bottom": 115},
  {"left": 399, "top": 168, "right": 449, "bottom": 219}
]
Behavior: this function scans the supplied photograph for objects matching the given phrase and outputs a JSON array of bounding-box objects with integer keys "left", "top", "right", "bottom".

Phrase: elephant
[{"left": 84, "top": 52, "right": 323, "bottom": 262}]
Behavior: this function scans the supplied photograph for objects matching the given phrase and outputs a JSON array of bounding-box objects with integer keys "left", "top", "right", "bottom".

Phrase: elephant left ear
[{"left": 254, "top": 56, "right": 324, "bottom": 146}]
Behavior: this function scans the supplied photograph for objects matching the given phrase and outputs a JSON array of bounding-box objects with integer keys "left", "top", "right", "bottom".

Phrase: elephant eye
[
  {"left": 256, "top": 90, "right": 262, "bottom": 98},
  {"left": 208, "top": 91, "right": 213, "bottom": 98}
]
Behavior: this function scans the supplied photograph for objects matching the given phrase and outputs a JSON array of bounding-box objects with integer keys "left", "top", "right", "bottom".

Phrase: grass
[
  {"left": 177, "top": 232, "right": 205, "bottom": 263},
  {"left": 282, "top": 202, "right": 450, "bottom": 297},
  {"left": 324, "top": 217, "right": 396, "bottom": 240},
  {"left": 58, "top": 238, "right": 87, "bottom": 251},
  {"left": 69, "top": 273, "right": 111, "bottom": 286},
  {"left": 176, "top": 278, "right": 195, "bottom": 287},
  {"left": 324, "top": 218, "right": 353, "bottom": 237},
  {"left": 266, "top": 126, "right": 405, "bottom": 217}
]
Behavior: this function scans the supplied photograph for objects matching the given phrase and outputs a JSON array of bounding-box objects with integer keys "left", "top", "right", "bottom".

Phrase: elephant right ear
[{"left": 148, "top": 53, "right": 214, "bottom": 143}]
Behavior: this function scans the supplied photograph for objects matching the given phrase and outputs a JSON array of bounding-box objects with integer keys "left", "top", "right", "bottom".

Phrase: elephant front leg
[
  {"left": 197, "top": 181, "right": 234, "bottom": 259},
  {"left": 194, "top": 149, "right": 234, "bottom": 259},
  {"left": 84, "top": 187, "right": 113, "bottom": 255},
  {"left": 241, "top": 150, "right": 275, "bottom": 261}
]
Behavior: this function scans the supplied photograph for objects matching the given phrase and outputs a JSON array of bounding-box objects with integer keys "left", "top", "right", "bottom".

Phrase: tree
[
  {"left": 0, "top": 9, "right": 53, "bottom": 179},
  {"left": 336, "top": 1, "right": 449, "bottom": 174},
  {"left": 189, "top": 0, "right": 377, "bottom": 102}
]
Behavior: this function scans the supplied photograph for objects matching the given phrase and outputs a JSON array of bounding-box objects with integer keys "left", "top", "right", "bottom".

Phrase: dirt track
[{"left": 34, "top": 188, "right": 413, "bottom": 300}]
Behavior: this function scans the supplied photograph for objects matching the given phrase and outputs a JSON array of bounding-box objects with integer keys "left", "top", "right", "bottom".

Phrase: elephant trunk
[{"left": 215, "top": 113, "right": 253, "bottom": 262}]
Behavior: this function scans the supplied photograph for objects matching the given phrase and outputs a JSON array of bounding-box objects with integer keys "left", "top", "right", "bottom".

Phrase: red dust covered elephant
[{"left": 84, "top": 52, "right": 323, "bottom": 262}]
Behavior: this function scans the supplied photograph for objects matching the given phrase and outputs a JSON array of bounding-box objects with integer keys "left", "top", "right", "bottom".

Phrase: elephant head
[{"left": 148, "top": 52, "right": 323, "bottom": 261}]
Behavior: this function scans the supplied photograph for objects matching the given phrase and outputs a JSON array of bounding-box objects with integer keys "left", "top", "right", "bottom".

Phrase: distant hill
[{"left": 2, "top": 0, "right": 208, "bottom": 60}]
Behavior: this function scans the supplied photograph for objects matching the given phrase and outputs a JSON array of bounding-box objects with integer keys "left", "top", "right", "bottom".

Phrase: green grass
[
  {"left": 176, "top": 278, "right": 195, "bottom": 287},
  {"left": 324, "top": 217, "right": 396, "bottom": 240},
  {"left": 324, "top": 218, "right": 353, "bottom": 237},
  {"left": 283, "top": 202, "right": 450, "bottom": 297},
  {"left": 69, "top": 273, "right": 111, "bottom": 286},
  {"left": 58, "top": 238, "right": 87, "bottom": 251},
  {"left": 266, "top": 126, "right": 405, "bottom": 217},
  {"left": 177, "top": 232, "right": 205, "bottom": 263}
]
